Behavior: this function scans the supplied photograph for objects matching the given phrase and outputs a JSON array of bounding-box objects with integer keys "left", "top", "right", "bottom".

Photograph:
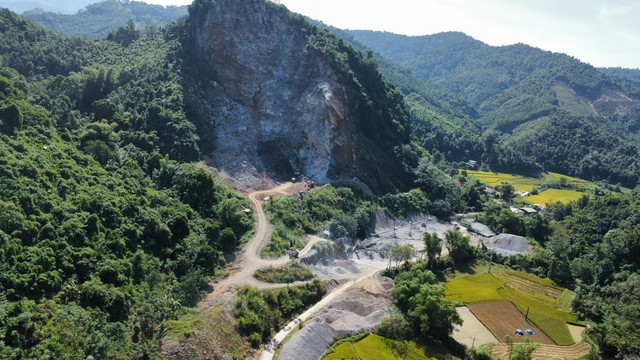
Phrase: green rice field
[
  {"left": 322, "top": 334, "right": 435, "bottom": 360},
  {"left": 463, "top": 170, "right": 593, "bottom": 204},
  {"left": 517, "top": 188, "right": 586, "bottom": 205}
]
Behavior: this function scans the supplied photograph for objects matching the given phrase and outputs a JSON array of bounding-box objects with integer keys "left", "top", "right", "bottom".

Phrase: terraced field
[
  {"left": 517, "top": 189, "right": 586, "bottom": 206},
  {"left": 468, "top": 300, "right": 554, "bottom": 344},
  {"left": 446, "top": 268, "right": 577, "bottom": 346},
  {"left": 322, "top": 334, "right": 435, "bottom": 360},
  {"left": 463, "top": 170, "right": 593, "bottom": 204},
  {"left": 491, "top": 341, "right": 591, "bottom": 360},
  {"left": 498, "top": 271, "right": 563, "bottom": 299},
  {"left": 463, "top": 170, "right": 593, "bottom": 192}
]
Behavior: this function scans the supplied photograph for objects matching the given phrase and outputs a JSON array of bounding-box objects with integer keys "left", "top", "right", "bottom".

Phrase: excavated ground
[{"left": 276, "top": 277, "right": 394, "bottom": 360}]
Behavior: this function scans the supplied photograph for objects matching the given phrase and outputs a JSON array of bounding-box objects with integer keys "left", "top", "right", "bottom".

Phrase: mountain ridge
[
  {"left": 345, "top": 29, "right": 640, "bottom": 186},
  {"left": 21, "top": 0, "right": 188, "bottom": 39}
]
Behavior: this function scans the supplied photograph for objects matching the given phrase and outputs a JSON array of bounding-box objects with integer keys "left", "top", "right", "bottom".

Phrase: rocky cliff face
[{"left": 187, "top": 0, "right": 356, "bottom": 185}]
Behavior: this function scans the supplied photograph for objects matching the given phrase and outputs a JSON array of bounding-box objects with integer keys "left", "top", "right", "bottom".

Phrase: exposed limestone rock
[{"left": 189, "top": 0, "right": 355, "bottom": 184}]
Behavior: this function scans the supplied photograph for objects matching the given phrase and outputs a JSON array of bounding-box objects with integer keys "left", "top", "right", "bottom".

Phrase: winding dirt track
[
  {"left": 203, "top": 184, "right": 303, "bottom": 302},
  {"left": 199, "top": 183, "right": 388, "bottom": 360}
]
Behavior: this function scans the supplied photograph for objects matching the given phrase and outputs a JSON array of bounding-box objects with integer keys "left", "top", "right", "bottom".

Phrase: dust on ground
[
  {"left": 277, "top": 276, "right": 394, "bottom": 360},
  {"left": 303, "top": 212, "right": 467, "bottom": 282},
  {"left": 453, "top": 306, "right": 497, "bottom": 348},
  {"left": 482, "top": 233, "right": 533, "bottom": 257}
]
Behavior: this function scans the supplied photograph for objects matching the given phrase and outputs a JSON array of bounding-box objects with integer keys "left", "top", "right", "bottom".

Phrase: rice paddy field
[
  {"left": 517, "top": 188, "right": 586, "bottom": 205},
  {"left": 463, "top": 170, "right": 593, "bottom": 204},
  {"left": 445, "top": 267, "right": 577, "bottom": 346},
  {"left": 322, "top": 334, "right": 436, "bottom": 360}
]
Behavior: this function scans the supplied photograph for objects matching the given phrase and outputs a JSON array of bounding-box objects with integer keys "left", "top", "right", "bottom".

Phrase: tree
[
  {"left": 377, "top": 308, "right": 411, "bottom": 341},
  {"left": 496, "top": 182, "right": 515, "bottom": 202},
  {"left": 526, "top": 214, "right": 551, "bottom": 242},
  {"left": 445, "top": 230, "right": 475, "bottom": 265},
  {"left": 391, "top": 263, "right": 461, "bottom": 340},
  {"left": 389, "top": 244, "right": 414, "bottom": 268},
  {"left": 462, "top": 179, "right": 486, "bottom": 211},
  {"left": 0, "top": 103, "right": 22, "bottom": 134},
  {"left": 423, "top": 232, "right": 442, "bottom": 267},
  {"left": 512, "top": 339, "right": 538, "bottom": 360},
  {"left": 107, "top": 19, "right": 140, "bottom": 46}
]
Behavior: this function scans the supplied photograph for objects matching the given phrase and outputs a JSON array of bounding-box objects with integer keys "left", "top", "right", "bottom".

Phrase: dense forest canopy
[
  {"left": 0, "top": 1, "right": 445, "bottom": 356},
  {"left": 345, "top": 30, "right": 640, "bottom": 187},
  {"left": 0, "top": 8, "right": 253, "bottom": 358},
  {"left": 22, "top": 0, "right": 188, "bottom": 39}
]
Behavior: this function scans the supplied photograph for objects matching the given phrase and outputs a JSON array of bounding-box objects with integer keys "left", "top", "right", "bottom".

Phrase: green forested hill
[
  {"left": 600, "top": 67, "right": 640, "bottom": 82},
  {"left": 532, "top": 193, "right": 640, "bottom": 357},
  {"left": 0, "top": 9, "right": 253, "bottom": 358},
  {"left": 346, "top": 30, "right": 640, "bottom": 187},
  {"left": 23, "top": 0, "right": 187, "bottom": 39}
]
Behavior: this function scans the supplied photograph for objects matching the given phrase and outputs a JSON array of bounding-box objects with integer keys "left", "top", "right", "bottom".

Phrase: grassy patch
[
  {"left": 164, "top": 305, "right": 246, "bottom": 359},
  {"left": 322, "top": 334, "right": 436, "bottom": 360},
  {"left": 164, "top": 309, "right": 203, "bottom": 341},
  {"left": 557, "top": 290, "right": 575, "bottom": 312},
  {"left": 253, "top": 261, "right": 313, "bottom": 283},
  {"left": 261, "top": 225, "right": 305, "bottom": 258},
  {"left": 445, "top": 272, "right": 504, "bottom": 304},
  {"left": 445, "top": 268, "right": 577, "bottom": 346},
  {"left": 234, "top": 280, "right": 326, "bottom": 346},
  {"left": 517, "top": 188, "right": 586, "bottom": 205}
]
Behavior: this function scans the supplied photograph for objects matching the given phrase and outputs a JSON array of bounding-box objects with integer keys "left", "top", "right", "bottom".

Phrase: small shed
[{"left": 468, "top": 221, "right": 496, "bottom": 238}]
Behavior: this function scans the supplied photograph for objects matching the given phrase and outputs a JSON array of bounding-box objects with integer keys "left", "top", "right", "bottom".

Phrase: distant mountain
[
  {"left": 22, "top": 0, "right": 188, "bottom": 39},
  {"left": 345, "top": 30, "right": 640, "bottom": 187},
  {"left": 600, "top": 67, "right": 640, "bottom": 82},
  {"left": 0, "top": 0, "right": 94, "bottom": 14}
]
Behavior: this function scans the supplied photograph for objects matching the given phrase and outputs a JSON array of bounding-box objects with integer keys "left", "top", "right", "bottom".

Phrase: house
[
  {"left": 465, "top": 160, "right": 478, "bottom": 169},
  {"left": 467, "top": 221, "right": 496, "bottom": 238},
  {"left": 520, "top": 207, "right": 537, "bottom": 216}
]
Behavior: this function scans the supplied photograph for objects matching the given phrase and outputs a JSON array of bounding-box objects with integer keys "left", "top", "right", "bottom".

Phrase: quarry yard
[
  {"left": 200, "top": 180, "right": 583, "bottom": 360},
  {"left": 201, "top": 181, "right": 475, "bottom": 359}
]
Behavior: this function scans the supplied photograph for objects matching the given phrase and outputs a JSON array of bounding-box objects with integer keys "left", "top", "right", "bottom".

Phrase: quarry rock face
[{"left": 189, "top": 0, "right": 355, "bottom": 183}]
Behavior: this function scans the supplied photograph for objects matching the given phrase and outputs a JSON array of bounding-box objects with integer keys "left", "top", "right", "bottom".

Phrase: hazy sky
[{"left": 147, "top": 0, "right": 640, "bottom": 69}]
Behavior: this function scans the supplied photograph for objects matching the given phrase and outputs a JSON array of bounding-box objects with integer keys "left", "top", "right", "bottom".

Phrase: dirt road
[
  {"left": 259, "top": 266, "right": 387, "bottom": 360},
  {"left": 203, "top": 183, "right": 305, "bottom": 302}
]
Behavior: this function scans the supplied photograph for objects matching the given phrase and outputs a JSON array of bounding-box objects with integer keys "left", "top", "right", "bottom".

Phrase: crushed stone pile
[
  {"left": 483, "top": 233, "right": 531, "bottom": 256},
  {"left": 277, "top": 279, "right": 393, "bottom": 360}
]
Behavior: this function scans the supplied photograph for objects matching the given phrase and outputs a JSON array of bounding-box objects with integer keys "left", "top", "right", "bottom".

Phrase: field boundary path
[{"left": 497, "top": 271, "right": 563, "bottom": 299}]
